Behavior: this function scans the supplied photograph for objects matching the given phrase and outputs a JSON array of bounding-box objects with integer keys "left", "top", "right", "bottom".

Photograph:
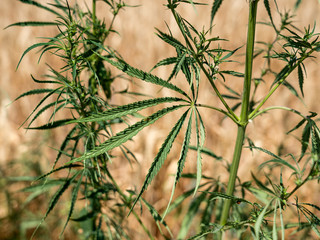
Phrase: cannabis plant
[
  {"left": 9, "top": 0, "right": 320, "bottom": 239},
  {"left": 8, "top": 0, "right": 152, "bottom": 239}
]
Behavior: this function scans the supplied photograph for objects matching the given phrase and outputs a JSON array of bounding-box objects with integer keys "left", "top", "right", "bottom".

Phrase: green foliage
[
  {"left": 8, "top": 0, "right": 150, "bottom": 239},
  {"left": 7, "top": 0, "right": 320, "bottom": 239},
  {"left": 210, "top": 0, "right": 224, "bottom": 30}
]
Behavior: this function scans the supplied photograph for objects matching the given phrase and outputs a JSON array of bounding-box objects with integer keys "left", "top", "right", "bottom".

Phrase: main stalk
[{"left": 220, "top": 0, "right": 259, "bottom": 227}]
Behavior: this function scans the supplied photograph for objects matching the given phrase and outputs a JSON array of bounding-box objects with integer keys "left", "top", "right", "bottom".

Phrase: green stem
[
  {"left": 220, "top": 125, "right": 246, "bottom": 225},
  {"left": 197, "top": 57, "right": 239, "bottom": 122},
  {"left": 240, "top": 0, "right": 259, "bottom": 125},
  {"left": 92, "top": 0, "right": 97, "bottom": 35},
  {"left": 220, "top": 0, "right": 259, "bottom": 228}
]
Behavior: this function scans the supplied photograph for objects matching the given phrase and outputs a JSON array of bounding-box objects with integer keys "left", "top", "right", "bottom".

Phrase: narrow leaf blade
[
  {"left": 162, "top": 112, "right": 193, "bottom": 220},
  {"left": 255, "top": 200, "right": 273, "bottom": 239},
  {"left": 130, "top": 110, "right": 189, "bottom": 214},
  {"left": 298, "top": 64, "right": 304, "bottom": 97},
  {"left": 210, "top": 0, "right": 224, "bottom": 29},
  {"left": 97, "top": 53, "right": 190, "bottom": 99},
  {"left": 5, "top": 21, "right": 59, "bottom": 28},
  {"left": 66, "top": 105, "right": 186, "bottom": 165},
  {"left": 70, "top": 97, "right": 187, "bottom": 123}
]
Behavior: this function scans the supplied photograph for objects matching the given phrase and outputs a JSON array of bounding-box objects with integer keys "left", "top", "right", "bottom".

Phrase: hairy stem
[
  {"left": 240, "top": 0, "right": 259, "bottom": 125},
  {"left": 220, "top": 125, "right": 246, "bottom": 226},
  {"left": 220, "top": 0, "right": 259, "bottom": 227}
]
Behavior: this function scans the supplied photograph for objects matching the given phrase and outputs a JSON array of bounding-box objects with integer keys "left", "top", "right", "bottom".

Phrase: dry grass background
[{"left": 1, "top": 0, "right": 320, "bottom": 239}]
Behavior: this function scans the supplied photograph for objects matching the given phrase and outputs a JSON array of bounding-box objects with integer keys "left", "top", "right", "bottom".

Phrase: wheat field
[{"left": 1, "top": 0, "right": 320, "bottom": 239}]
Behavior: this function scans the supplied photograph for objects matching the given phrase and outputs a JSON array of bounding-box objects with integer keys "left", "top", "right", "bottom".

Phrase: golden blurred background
[{"left": 1, "top": 0, "right": 320, "bottom": 239}]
